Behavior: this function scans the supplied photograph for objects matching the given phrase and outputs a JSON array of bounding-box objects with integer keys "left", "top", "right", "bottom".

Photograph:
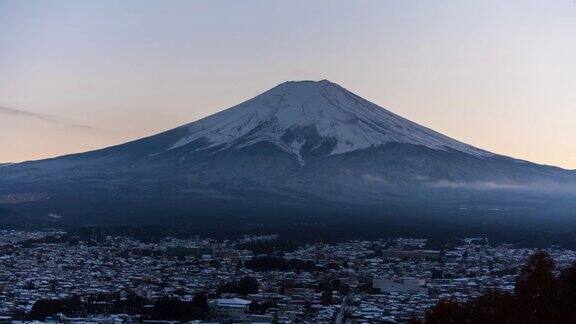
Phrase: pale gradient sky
[{"left": 1, "top": 0, "right": 575, "bottom": 169}]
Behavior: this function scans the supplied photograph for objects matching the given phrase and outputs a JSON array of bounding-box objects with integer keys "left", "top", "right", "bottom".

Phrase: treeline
[
  {"left": 216, "top": 276, "right": 259, "bottom": 296},
  {"left": 236, "top": 239, "right": 301, "bottom": 254},
  {"left": 27, "top": 292, "right": 209, "bottom": 321},
  {"left": 417, "top": 250, "right": 576, "bottom": 323},
  {"left": 21, "top": 217, "right": 576, "bottom": 250},
  {"left": 153, "top": 295, "right": 209, "bottom": 321},
  {"left": 245, "top": 256, "right": 317, "bottom": 272}
]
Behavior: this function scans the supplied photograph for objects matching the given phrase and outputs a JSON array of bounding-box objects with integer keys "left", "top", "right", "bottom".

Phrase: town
[{"left": 0, "top": 229, "right": 575, "bottom": 323}]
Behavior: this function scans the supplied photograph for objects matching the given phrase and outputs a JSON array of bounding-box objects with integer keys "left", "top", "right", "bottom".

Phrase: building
[
  {"left": 372, "top": 277, "right": 427, "bottom": 294},
  {"left": 210, "top": 298, "right": 252, "bottom": 322},
  {"left": 382, "top": 249, "right": 441, "bottom": 261}
]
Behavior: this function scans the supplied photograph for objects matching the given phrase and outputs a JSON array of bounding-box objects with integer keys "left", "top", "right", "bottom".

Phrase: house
[{"left": 210, "top": 297, "right": 252, "bottom": 322}]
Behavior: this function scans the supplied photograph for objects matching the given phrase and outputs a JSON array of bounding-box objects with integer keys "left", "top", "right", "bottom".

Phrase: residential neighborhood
[{"left": 0, "top": 229, "right": 575, "bottom": 323}]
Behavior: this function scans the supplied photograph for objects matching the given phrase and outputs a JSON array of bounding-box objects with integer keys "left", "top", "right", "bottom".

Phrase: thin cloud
[
  {"left": 0, "top": 106, "right": 95, "bottom": 130},
  {"left": 429, "top": 180, "right": 526, "bottom": 190},
  {"left": 362, "top": 173, "right": 387, "bottom": 184},
  {"left": 428, "top": 180, "right": 576, "bottom": 195}
]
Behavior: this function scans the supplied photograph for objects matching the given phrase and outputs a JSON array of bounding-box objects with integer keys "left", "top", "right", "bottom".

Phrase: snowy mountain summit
[{"left": 169, "top": 80, "right": 491, "bottom": 164}]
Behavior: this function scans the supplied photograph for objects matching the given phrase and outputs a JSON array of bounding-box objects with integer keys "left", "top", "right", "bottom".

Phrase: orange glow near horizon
[{"left": 1, "top": 1, "right": 574, "bottom": 169}]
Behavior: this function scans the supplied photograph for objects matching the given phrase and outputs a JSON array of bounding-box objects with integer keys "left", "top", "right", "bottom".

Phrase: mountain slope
[
  {"left": 169, "top": 80, "right": 492, "bottom": 161},
  {"left": 0, "top": 80, "right": 574, "bottom": 226}
]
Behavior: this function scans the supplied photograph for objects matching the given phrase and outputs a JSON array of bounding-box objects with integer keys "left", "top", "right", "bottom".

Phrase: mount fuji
[{"left": 1, "top": 80, "right": 575, "bottom": 227}]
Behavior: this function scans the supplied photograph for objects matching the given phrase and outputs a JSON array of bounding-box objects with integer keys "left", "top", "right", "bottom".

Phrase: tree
[
  {"left": 192, "top": 292, "right": 209, "bottom": 312},
  {"left": 153, "top": 296, "right": 207, "bottom": 321},
  {"left": 557, "top": 262, "right": 576, "bottom": 321},
  {"left": 27, "top": 296, "right": 82, "bottom": 320},
  {"left": 423, "top": 300, "right": 467, "bottom": 324},
  {"left": 249, "top": 300, "right": 278, "bottom": 314},
  {"left": 28, "top": 299, "right": 64, "bottom": 320},
  {"left": 154, "top": 296, "right": 186, "bottom": 320},
  {"left": 238, "top": 276, "right": 259, "bottom": 295},
  {"left": 420, "top": 251, "right": 573, "bottom": 324},
  {"left": 217, "top": 276, "right": 259, "bottom": 296},
  {"left": 321, "top": 290, "right": 333, "bottom": 305},
  {"left": 467, "top": 290, "right": 515, "bottom": 323},
  {"left": 514, "top": 250, "right": 557, "bottom": 322}
]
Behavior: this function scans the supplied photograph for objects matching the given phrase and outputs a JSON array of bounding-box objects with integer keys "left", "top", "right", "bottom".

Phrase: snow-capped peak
[{"left": 168, "top": 80, "right": 492, "bottom": 162}]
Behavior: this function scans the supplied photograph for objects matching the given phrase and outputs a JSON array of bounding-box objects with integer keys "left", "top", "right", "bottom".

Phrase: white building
[
  {"left": 210, "top": 297, "right": 252, "bottom": 322},
  {"left": 372, "top": 277, "right": 427, "bottom": 294}
]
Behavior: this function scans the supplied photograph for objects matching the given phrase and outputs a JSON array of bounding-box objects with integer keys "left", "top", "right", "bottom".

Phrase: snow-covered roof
[{"left": 215, "top": 297, "right": 252, "bottom": 307}]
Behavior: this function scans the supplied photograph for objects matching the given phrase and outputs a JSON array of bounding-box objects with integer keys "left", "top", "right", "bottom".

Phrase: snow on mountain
[{"left": 168, "top": 80, "right": 493, "bottom": 163}]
